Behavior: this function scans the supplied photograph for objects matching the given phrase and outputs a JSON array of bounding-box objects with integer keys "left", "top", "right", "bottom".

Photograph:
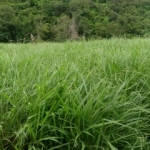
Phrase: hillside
[{"left": 0, "top": 0, "right": 150, "bottom": 42}]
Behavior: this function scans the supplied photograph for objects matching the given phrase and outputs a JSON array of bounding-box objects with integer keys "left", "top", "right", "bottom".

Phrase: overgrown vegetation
[
  {"left": 0, "top": 0, "right": 150, "bottom": 42},
  {"left": 0, "top": 38, "right": 150, "bottom": 149}
]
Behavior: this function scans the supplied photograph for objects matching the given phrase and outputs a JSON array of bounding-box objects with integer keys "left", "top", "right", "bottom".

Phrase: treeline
[{"left": 0, "top": 0, "right": 150, "bottom": 42}]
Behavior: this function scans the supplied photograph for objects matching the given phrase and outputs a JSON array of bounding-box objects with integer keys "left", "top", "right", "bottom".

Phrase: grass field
[{"left": 0, "top": 38, "right": 150, "bottom": 150}]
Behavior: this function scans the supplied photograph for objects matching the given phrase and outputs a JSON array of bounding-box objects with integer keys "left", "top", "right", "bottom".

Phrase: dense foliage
[
  {"left": 0, "top": 0, "right": 150, "bottom": 42},
  {"left": 0, "top": 38, "right": 150, "bottom": 149}
]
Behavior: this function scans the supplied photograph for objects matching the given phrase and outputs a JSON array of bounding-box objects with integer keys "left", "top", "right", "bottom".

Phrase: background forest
[{"left": 0, "top": 0, "right": 150, "bottom": 42}]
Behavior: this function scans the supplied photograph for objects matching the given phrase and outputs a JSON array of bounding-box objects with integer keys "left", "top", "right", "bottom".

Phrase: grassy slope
[{"left": 0, "top": 38, "right": 150, "bottom": 150}]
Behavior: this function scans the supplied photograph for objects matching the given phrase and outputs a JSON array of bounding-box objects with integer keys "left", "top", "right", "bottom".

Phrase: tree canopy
[{"left": 0, "top": 0, "right": 149, "bottom": 42}]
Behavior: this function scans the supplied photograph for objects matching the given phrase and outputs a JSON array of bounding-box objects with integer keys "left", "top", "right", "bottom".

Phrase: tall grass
[{"left": 0, "top": 38, "right": 150, "bottom": 150}]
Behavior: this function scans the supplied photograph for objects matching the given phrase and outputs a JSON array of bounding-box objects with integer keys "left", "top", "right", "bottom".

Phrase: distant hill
[{"left": 0, "top": 0, "right": 149, "bottom": 42}]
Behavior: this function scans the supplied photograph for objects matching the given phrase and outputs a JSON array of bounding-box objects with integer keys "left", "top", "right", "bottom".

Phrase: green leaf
[{"left": 106, "top": 140, "right": 118, "bottom": 150}]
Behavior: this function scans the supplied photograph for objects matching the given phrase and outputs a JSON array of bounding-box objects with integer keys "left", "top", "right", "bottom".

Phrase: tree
[
  {"left": 0, "top": 0, "right": 150, "bottom": 42},
  {"left": 0, "top": 5, "right": 17, "bottom": 42}
]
